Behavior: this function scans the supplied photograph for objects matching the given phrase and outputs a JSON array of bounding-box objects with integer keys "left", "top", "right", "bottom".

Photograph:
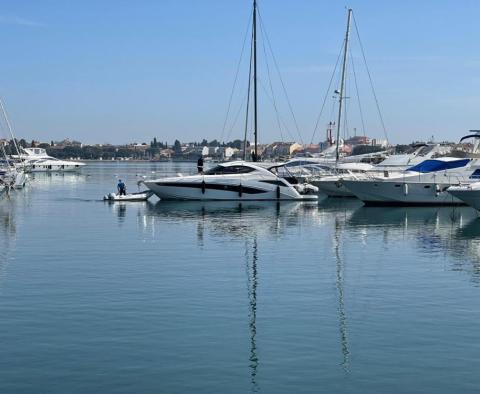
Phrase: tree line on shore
[
  {"left": 2, "top": 137, "right": 248, "bottom": 160},
  {"left": 2, "top": 136, "right": 438, "bottom": 160}
]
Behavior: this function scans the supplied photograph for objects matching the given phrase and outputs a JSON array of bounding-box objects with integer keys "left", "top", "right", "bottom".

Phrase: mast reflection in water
[
  {"left": 245, "top": 237, "right": 259, "bottom": 392},
  {"left": 334, "top": 216, "right": 350, "bottom": 372}
]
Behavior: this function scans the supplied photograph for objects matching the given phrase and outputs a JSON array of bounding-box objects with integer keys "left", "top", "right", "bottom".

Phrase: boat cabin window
[
  {"left": 416, "top": 145, "right": 435, "bottom": 156},
  {"left": 204, "top": 165, "right": 256, "bottom": 175}
]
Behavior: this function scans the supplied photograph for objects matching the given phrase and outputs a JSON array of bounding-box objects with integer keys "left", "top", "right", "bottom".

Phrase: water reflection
[
  {"left": 106, "top": 196, "right": 480, "bottom": 376},
  {"left": 245, "top": 237, "right": 259, "bottom": 393},
  {"left": 441, "top": 217, "right": 480, "bottom": 283},
  {"left": 106, "top": 201, "right": 153, "bottom": 225},
  {"left": 347, "top": 206, "right": 480, "bottom": 282},
  {"left": 144, "top": 201, "right": 286, "bottom": 390},
  {"left": 144, "top": 201, "right": 317, "bottom": 240},
  {"left": 333, "top": 216, "right": 350, "bottom": 372},
  {"left": 30, "top": 172, "right": 88, "bottom": 186},
  {"left": 0, "top": 199, "right": 17, "bottom": 287}
]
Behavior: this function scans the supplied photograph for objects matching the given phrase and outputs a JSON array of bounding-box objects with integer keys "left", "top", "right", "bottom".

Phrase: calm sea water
[{"left": 1, "top": 161, "right": 480, "bottom": 393}]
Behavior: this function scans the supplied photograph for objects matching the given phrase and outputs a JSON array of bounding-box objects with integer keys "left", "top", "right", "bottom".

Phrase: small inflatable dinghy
[{"left": 103, "top": 190, "right": 154, "bottom": 201}]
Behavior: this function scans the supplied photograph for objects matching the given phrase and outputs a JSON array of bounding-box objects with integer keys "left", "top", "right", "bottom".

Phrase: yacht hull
[
  {"left": 312, "top": 179, "right": 355, "bottom": 197},
  {"left": 447, "top": 186, "right": 480, "bottom": 211},
  {"left": 343, "top": 179, "right": 465, "bottom": 205},
  {"left": 145, "top": 178, "right": 316, "bottom": 201}
]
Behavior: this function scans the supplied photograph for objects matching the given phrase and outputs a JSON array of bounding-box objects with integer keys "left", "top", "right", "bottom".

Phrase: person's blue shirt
[{"left": 117, "top": 180, "right": 126, "bottom": 191}]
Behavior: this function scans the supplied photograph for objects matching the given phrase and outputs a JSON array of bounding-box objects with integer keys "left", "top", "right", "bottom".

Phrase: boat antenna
[
  {"left": 253, "top": 0, "right": 258, "bottom": 161},
  {"left": 335, "top": 8, "right": 352, "bottom": 163}
]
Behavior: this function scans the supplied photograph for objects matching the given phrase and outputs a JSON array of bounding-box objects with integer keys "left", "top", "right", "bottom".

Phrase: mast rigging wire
[
  {"left": 310, "top": 41, "right": 345, "bottom": 144},
  {"left": 349, "top": 48, "right": 367, "bottom": 137},
  {"left": 352, "top": 12, "right": 389, "bottom": 142},
  {"left": 220, "top": 10, "right": 253, "bottom": 144},
  {"left": 259, "top": 19, "right": 286, "bottom": 143},
  {"left": 257, "top": 6, "right": 304, "bottom": 145},
  {"left": 258, "top": 79, "right": 301, "bottom": 142},
  {"left": 225, "top": 87, "right": 250, "bottom": 143}
]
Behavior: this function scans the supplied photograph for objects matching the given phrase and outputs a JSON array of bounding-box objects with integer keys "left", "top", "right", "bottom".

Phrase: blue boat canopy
[{"left": 407, "top": 159, "right": 470, "bottom": 173}]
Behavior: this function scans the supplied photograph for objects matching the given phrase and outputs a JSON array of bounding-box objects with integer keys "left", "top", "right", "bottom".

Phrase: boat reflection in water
[
  {"left": 347, "top": 205, "right": 480, "bottom": 281},
  {"left": 108, "top": 200, "right": 153, "bottom": 225},
  {"left": 104, "top": 196, "right": 480, "bottom": 382},
  {"left": 143, "top": 200, "right": 318, "bottom": 241},
  {"left": 29, "top": 172, "right": 88, "bottom": 189},
  {"left": 0, "top": 199, "right": 18, "bottom": 289},
  {"left": 142, "top": 200, "right": 320, "bottom": 391},
  {"left": 442, "top": 217, "right": 480, "bottom": 282}
]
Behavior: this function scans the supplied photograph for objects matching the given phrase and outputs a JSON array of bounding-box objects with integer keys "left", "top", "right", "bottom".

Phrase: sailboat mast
[
  {"left": 253, "top": 0, "right": 258, "bottom": 161},
  {"left": 0, "top": 97, "right": 21, "bottom": 159},
  {"left": 335, "top": 8, "right": 352, "bottom": 163}
]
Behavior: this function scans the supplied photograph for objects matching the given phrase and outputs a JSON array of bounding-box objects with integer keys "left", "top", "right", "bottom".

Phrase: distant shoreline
[{"left": 79, "top": 159, "right": 197, "bottom": 163}]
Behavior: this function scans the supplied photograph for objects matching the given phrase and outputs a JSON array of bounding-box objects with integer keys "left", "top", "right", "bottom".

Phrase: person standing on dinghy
[
  {"left": 117, "top": 179, "right": 126, "bottom": 196},
  {"left": 197, "top": 156, "right": 204, "bottom": 174}
]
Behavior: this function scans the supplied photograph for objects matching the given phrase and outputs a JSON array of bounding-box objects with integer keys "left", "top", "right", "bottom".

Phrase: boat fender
[
  {"left": 201, "top": 180, "right": 206, "bottom": 194},
  {"left": 435, "top": 184, "right": 440, "bottom": 197},
  {"left": 239, "top": 183, "right": 242, "bottom": 197},
  {"left": 403, "top": 183, "right": 408, "bottom": 196},
  {"left": 276, "top": 185, "right": 281, "bottom": 199}
]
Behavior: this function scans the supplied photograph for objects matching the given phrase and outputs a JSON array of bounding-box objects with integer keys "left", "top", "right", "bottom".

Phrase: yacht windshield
[
  {"left": 416, "top": 145, "right": 435, "bottom": 156},
  {"left": 204, "top": 165, "right": 256, "bottom": 175}
]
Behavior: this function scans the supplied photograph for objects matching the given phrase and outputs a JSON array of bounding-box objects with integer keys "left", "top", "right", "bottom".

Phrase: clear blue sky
[{"left": 0, "top": 0, "right": 479, "bottom": 145}]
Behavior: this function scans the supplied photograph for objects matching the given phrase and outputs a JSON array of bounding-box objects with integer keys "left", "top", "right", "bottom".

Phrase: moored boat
[
  {"left": 447, "top": 183, "right": 480, "bottom": 211},
  {"left": 15, "top": 148, "right": 85, "bottom": 172},
  {"left": 144, "top": 161, "right": 318, "bottom": 201},
  {"left": 342, "top": 157, "right": 474, "bottom": 205},
  {"left": 104, "top": 190, "right": 154, "bottom": 202}
]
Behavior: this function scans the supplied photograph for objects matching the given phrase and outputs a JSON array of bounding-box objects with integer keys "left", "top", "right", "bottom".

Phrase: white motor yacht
[
  {"left": 447, "top": 183, "right": 480, "bottom": 211},
  {"left": 310, "top": 163, "right": 375, "bottom": 197},
  {"left": 16, "top": 148, "right": 85, "bottom": 172},
  {"left": 143, "top": 161, "right": 318, "bottom": 201},
  {"left": 342, "top": 157, "right": 476, "bottom": 205},
  {"left": 341, "top": 132, "right": 480, "bottom": 205},
  {"left": 313, "top": 143, "right": 446, "bottom": 197}
]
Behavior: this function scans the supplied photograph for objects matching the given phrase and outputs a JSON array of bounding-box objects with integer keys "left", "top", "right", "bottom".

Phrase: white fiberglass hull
[
  {"left": 311, "top": 178, "right": 355, "bottom": 197},
  {"left": 104, "top": 190, "right": 154, "bottom": 202},
  {"left": 343, "top": 179, "right": 464, "bottom": 205},
  {"left": 447, "top": 185, "right": 480, "bottom": 211},
  {"left": 144, "top": 177, "right": 317, "bottom": 201}
]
